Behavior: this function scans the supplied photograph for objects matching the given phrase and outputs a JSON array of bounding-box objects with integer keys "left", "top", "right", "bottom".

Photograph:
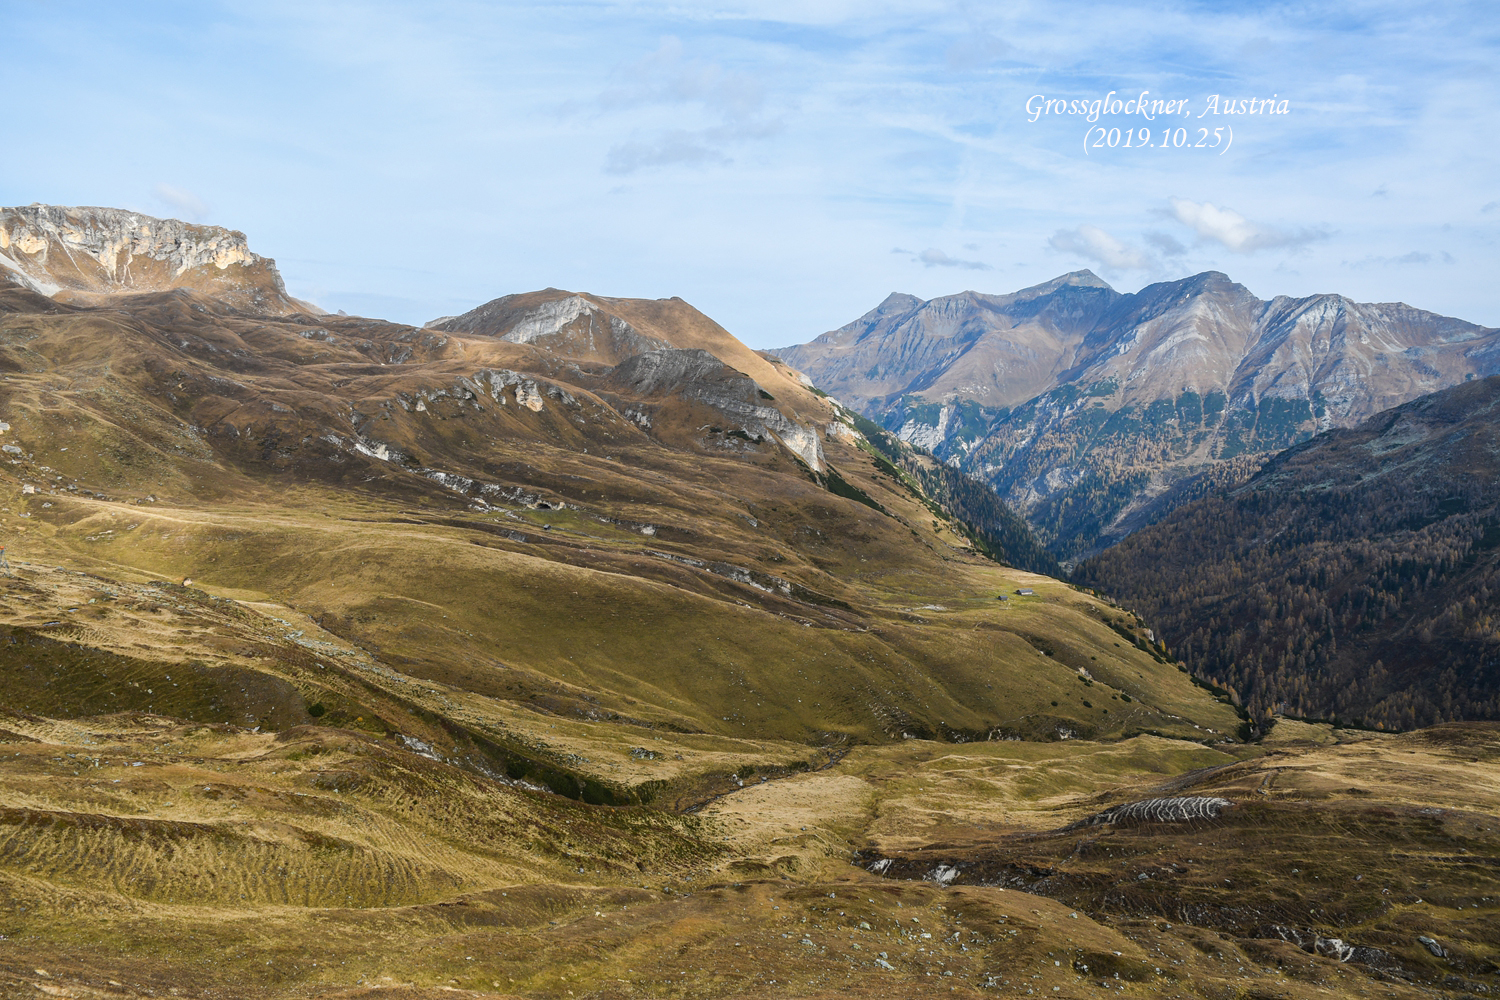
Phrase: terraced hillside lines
[
  {"left": 0, "top": 717, "right": 711, "bottom": 912},
  {"left": 0, "top": 804, "right": 465, "bottom": 909},
  {"left": 1076, "top": 375, "right": 1500, "bottom": 729}
]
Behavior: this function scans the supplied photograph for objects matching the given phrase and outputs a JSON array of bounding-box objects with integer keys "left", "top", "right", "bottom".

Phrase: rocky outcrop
[
  {"left": 430, "top": 291, "right": 671, "bottom": 364},
  {"left": 606, "top": 348, "right": 825, "bottom": 470},
  {"left": 0, "top": 205, "right": 313, "bottom": 315}
]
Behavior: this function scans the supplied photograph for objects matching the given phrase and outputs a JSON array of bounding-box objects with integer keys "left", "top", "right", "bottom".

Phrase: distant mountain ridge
[
  {"left": 774, "top": 271, "right": 1500, "bottom": 562},
  {"left": 0, "top": 204, "right": 316, "bottom": 315},
  {"left": 774, "top": 271, "right": 1119, "bottom": 413}
]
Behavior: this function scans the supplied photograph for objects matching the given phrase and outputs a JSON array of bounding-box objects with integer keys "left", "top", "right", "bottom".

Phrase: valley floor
[{"left": 0, "top": 693, "right": 1494, "bottom": 999}]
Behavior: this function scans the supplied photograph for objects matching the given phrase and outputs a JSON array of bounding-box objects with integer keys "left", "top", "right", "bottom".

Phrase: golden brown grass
[
  {"left": 1, "top": 289, "right": 1491, "bottom": 999},
  {"left": 0, "top": 708, "right": 1489, "bottom": 999}
]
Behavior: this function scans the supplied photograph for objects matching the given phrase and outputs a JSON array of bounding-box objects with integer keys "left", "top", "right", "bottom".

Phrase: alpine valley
[{"left": 0, "top": 206, "right": 1496, "bottom": 1000}]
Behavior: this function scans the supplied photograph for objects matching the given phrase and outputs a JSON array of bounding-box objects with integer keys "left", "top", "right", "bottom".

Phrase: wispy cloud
[
  {"left": 1345, "top": 250, "right": 1455, "bottom": 268},
  {"left": 606, "top": 132, "right": 731, "bottom": 174},
  {"left": 1144, "top": 231, "right": 1187, "bottom": 256},
  {"left": 893, "top": 247, "right": 990, "bottom": 270},
  {"left": 601, "top": 36, "right": 764, "bottom": 118},
  {"left": 601, "top": 36, "right": 781, "bottom": 175},
  {"left": 1048, "top": 225, "right": 1150, "bottom": 270},
  {"left": 1166, "top": 198, "right": 1328, "bottom": 254},
  {"left": 152, "top": 183, "right": 208, "bottom": 222},
  {"left": 945, "top": 31, "right": 1011, "bottom": 69}
]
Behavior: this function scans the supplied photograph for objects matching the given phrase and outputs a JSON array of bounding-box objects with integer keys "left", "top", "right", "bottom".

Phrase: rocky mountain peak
[
  {"left": 1034, "top": 268, "right": 1113, "bottom": 292},
  {"left": 0, "top": 204, "right": 313, "bottom": 315},
  {"left": 872, "top": 291, "right": 924, "bottom": 315},
  {"left": 429, "top": 289, "right": 672, "bottom": 365}
]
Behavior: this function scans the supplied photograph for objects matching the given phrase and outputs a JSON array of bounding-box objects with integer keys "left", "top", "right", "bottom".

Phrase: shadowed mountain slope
[
  {"left": 1075, "top": 375, "right": 1500, "bottom": 730},
  {"left": 775, "top": 272, "right": 1500, "bottom": 563}
]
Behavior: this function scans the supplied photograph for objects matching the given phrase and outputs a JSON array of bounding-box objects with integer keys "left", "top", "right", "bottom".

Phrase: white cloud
[
  {"left": 1166, "top": 198, "right": 1327, "bottom": 254},
  {"left": 152, "top": 183, "right": 208, "bottom": 222},
  {"left": 1048, "top": 225, "right": 1150, "bottom": 270}
]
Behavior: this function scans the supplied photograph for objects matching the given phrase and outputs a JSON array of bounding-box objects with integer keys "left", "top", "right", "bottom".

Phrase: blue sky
[{"left": 4, "top": 0, "right": 1497, "bottom": 343}]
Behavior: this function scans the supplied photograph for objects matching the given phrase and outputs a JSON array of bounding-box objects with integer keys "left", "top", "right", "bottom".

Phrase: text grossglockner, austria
[{"left": 1027, "top": 91, "right": 1290, "bottom": 123}]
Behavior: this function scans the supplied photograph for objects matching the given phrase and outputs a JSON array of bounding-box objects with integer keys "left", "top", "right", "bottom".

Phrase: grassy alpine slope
[{"left": 0, "top": 275, "right": 1495, "bottom": 999}]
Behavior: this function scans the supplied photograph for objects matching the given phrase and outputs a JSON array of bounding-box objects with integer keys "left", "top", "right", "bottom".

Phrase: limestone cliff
[{"left": 0, "top": 204, "right": 316, "bottom": 315}]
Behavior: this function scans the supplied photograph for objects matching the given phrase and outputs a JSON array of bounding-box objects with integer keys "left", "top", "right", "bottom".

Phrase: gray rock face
[
  {"left": 430, "top": 292, "right": 670, "bottom": 364},
  {"left": 606, "top": 348, "right": 825, "bottom": 471},
  {"left": 0, "top": 204, "right": 304, "bottom": 314},
  {"left": 606, "top": 347, "right": 749, "bottom": 399}
]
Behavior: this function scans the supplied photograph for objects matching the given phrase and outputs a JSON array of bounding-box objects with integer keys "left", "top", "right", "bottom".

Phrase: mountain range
[
  {"left": 0, "top": 206, "right": 1496, "bottom": 1000},
  {"left": 0, "top": 205, "right": 1238, "bottom": 767},
  {"left": 774, "top": 271, "right": 1500, "bottom": 563}
]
